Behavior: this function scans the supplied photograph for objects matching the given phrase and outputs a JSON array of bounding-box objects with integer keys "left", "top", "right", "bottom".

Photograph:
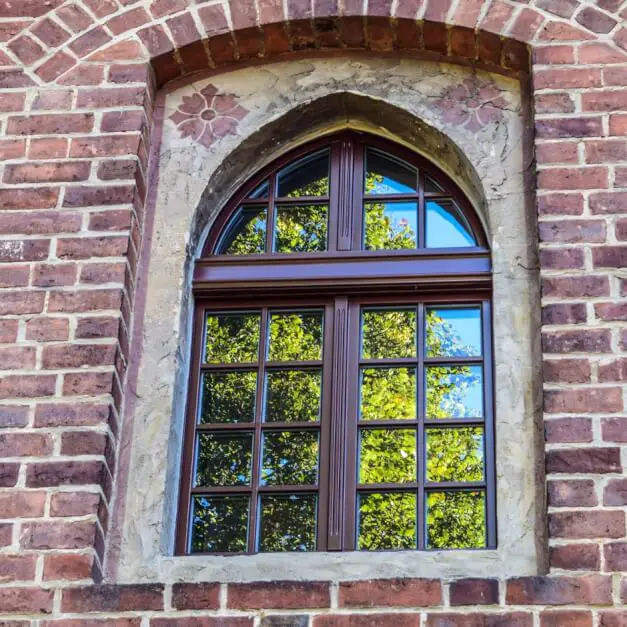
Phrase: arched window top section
[{"left": 204, "top": 132, "right": 487, "bottom": 259}]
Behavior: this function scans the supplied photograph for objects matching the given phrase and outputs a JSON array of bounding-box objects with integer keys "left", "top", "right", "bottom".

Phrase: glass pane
[
  {"left": 205, "top": 312, "right": 260, "bottom": 364},
  {"left": 362, "top": 308, "right": 416, "bottom": 360},
  {"left": 190, "top": 495, "right": 248, "bottom": 553},
  {"left": 359, "top": 429, "right": 416, "bottom": 484},
  {"left": 194, "top": 432, "right": 253, "bottom": 487},
  {"left": 358, "top": 492, "right": 416, "bottom": 550},
  {"left": 199, "top": 371, "right": 257, "bottom": 424},
  {"left": 426, "top": 365, "right": 483, "bottom": 419},
  {"left": 277, "top": 150, "right": 329, "bottom": 198},
  {"left": 258, "top": 494, "right": 316, "bottom": 551},
  {"left": 426, "top": 200, "right": 476, "bottom": 248},
  {"left": 426, "top": 427, "right": 484, "bottom": 483},
  {"left": 360, "top": 367, "right": 416, "bottom": 421},
  {"left": 261, "top": 431, "right": 319, "bottom": 486},
  {"left": 364, "top": 202, "right": 417, "bottom": 251},
  {"left": 216, "top": 206, "right": 267, "bottom": 255},
  {"left": 424, "top": 174, "right": 444, "bottom": 193},
  {"left": 426, "top": 491, "right": 486, "bottom": 549},
  {"left": 265, "top": 369, "right": 321, "bottom": 423},
  {"left": 365, "top": 148, "right": 417, "bottom": 195},
  {"left": 268, "top": 311, "right": 323, "bottom": 362},
  {"left": 426, "top": 307, "right": 482, "bottom": 358},
  {"left": 249, "top": 180, "right": 268, "bottom": 199},
  {"left": 274, "top": 204, "right": 328, "bottom": 253}
]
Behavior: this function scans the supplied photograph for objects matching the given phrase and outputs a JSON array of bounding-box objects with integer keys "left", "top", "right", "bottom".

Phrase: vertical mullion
[
  {"left": 417, "top": 303, "right": 425, "bottom": 550},
  {"left": 418, "top": 170, "right": 426, "bottom": 249},
  {"left": 352, "top": 141, "right": 365, "bottom": 251},
  {"left": 482, "top": 300, "right": 497, "bottom": 549},
  {"left": 317, "top": 302, "right": 335, "bottom": 551},
  {"left": 266, "top": 175, "right": 276, "bottom": 253},
  {"left": 247, "top": 308, "right": 268, "bottom": 552},
  {"left": 176, "top": 302, "right": 205, "bottom": 555}
]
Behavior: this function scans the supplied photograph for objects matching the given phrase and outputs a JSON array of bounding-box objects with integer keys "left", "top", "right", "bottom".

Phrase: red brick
[
  {"left": 31, "top": 17, "right": 70, "bottom": 48},
  {"left": 63, "top": 371, "right": 113, "bottom": 395},
  {"left": 545, "top": 388, "right": 623, "bottom": 413},
  {"left": 57, "top": 3, "right": 93, "bottom": 32},
  {"left": 0, "top": 239, "right": 49, "bottom": 262},
  {"left": 538, "top": 166, "right": 608, "bottom": 190},
  {"left": 549, "top": 510, "right": 625, "bottom": 538},
  {"left": 605, "top": 68, "right": 627, "bottom": 87},
  {"left": 538, "top": 193, "right": 584, "bottom": 216},
  {"left": 610, "top": 113, "right": 627, "bottom": 136},
  {"left": 586, "top": 139, "right": 627, "bottom": 163},
  {"left": 42, "top": 344, "right": 116, "bottom": 369},
  {"left": 547, "top": 447, "right": 622, "bottom": 473},
  {"left": 8, "top": 34, "right": 45, "bottom": 64},
  {"left": 426, "top": 615, "right": 532, "bottom": 627},
  {"left": 58, "top": 64, "right": 104, "bottom": 86},
  {"left": 88, "top": 40, "right": 145, "bottom": 62},
  {"left": 600, "top": 612, "right": 627, "bottom": 627},
  {"left": 0, "top": 587, "right": 53, "bottom": 614},
  {"left": 604, "top": 479, "right": 627, "bottom": 505},
  {"left": 48, "top": 289, "right": 122, "bottom": 314},
  {"left": 33, "top": 263, "right": 77, "bottom": 287},
  {"left": 536, "top": 0, "right": 578, "bottom": 19},
  {"left": 80, "top": 262, "right": 126, "bottom": 285},
  {"left": 109, "top": 63, "right": 150, "bottom": 83},
  {"left": 77, "top": 87, "right": 146, "bottom": 109},
  {"left": 543, "top": 359, "right": 591, "bottom": 383},
  {"left": 0, "top": 374, "right": 56, "bottom": 398},
  {"left": 89, "top": 209, "right": 133, "bottom": 232},
  {"left": 0, "top": 139, "right": 25, "bottom": 160},
  {"left": 43, "top": 553, "right": 93, "bottom": 581},
  {"left": 151, "top": 620, "right": 252, "bottom": 627},
  {"left": 537, "top": 141, "right": 578, "bottom": 165},
  {"left": 592, "top": 246, "right": 627, "bottom": 268},
  {"left": 83, "top": 0, "right": 118, "bottom": 18},
  {"left": 0, "top": 92, "right": 26, "bottom": 112},
  {"left": 20, "top": 520, "right": 96, "bottom": 549},
  {"left": 61, "top": 584, "right": 164, "bottom": 612},
  {"left": 0, "top": 463, "right": 19, "bottom": 487},
  {"left": 589, "top": 191, "right": 627, "bottom": 215},
  {"left": 0, "top": 430, "right": 50, "bottom": 456},
  {"left": 535, "top": 94, "right": 575, "bottom": 114},
  {"left": 339, "top": 579, "right": 441, "bottom": 608},
  {"left": 35, "top": 51, "right": 76, "bottom": 82},
  {"left": 576, "top": 6, "right": 617, "bottom": 33},
  {"left": 542, "top": 303, "right": 587, "bottom": 325},
  {"left": 0, "top": 554, "right": 36, "bottom": 582},
  {"left": 542, "top": 276, "right": 610, "bottom": 298},
  {"left": 449, "top": 579, "right": 499, "bottom": 606},
  {"left": 0, "top": 522, "right": 12, "bottom": 546},
  {"left": 598, "top": 358, "right": 627, "bottom": 382},
  {"left": 545, "top": 417, "right": 592, "bottom": 443},
  {"left": 61, "top": 431, "right": 107, "bottom": 456},
  {"left": 26, "top": 460, "right": 104, "bottom": 488},
  {"left": 0, "top": 491, "right": 46, "bottom": 518},
  {"left": 548, "top": 480, "right": 597, "bottom": 507},
  {"left": 601, "top": 418, "right": 627, "bottom": 443},
  {"left": 72, "top": 135, "right": 142, "bottom": 160},
  {"left": 618, "top": 220, "right": 627, "bottom": 241},
  {"left": 32, "top": 90, "right": 73, "bottom": 111},
  {"left": 506, "top": 576, "right": 611, "bottom": 605},
  {"left": 228, "top": 581, "right": 330, "bottom": 609},
  {"left": 315, "top": 617, "right": 419, "bottom": 627},
  {"left": 101, "top": 110, "right": 145, "bottom": 133},
  {"left": 540, "top": 220, "right": 605, "bottom": 243},
  {"left": 107, "top": 7, "right": 151, "bottom": 35},
  {"left": 540, "top": 611, "right": 592, "bottom": 627},
  {"left": 542, "top": 329, "right": 611, "bottom": 353},
  {"left": 50, "top": 491, "right": 101, "bottom": 517},
  {"left": 56, "top": 237, "right": 128, "bottom": 260},
  {"left": 4, "top": 162, "right": 90, "bottom": 184},
  {"left": 0, "top": 405, "right": 28, "bottom": 428},
  {"left": 550, "top": 544, "right": 600, "bottom": 571},
  {"left": 172, "top": 583, "right": 220, "bottom": 610},
  {"left": 69, "top": 26, "right": 111, "bottom": 57},
  {"left": 7, "top": 113, "right": 94, "bottom": 135},
  {"left": 0, "top": 188, "right": 58, "bottom": 211},
  {"left": 0, "top": 69, "right": 35, "bottom": 88},
  {"left": 583, "top": 91, "right": 627, "bottom": 112},
  {"left": 29, "top": 138, "right": 68, "bottom": 160},
  {"left": 63, "top": 185, "right": 134, "bottom": 208},
  {"left": 0, "top": 266, "right": 29, "bottom": 287},
  {"left": 604, "top": 543, "right": 627, "bottom": 571},
  {"left": 34, "top": 403, "right": 109, "bottom": 428},
  {"left": 535, "top": 68, "right": 602, "bottom": 90},
  {"left": 25, "top": 318, "right": 69, "bottom": 342}
]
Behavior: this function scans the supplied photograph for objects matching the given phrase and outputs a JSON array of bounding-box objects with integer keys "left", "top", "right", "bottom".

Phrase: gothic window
[{"left": 176, "top": 131, "right": 495, "bottom": 554}]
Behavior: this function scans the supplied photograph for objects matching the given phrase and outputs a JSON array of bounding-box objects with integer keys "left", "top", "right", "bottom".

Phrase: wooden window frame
[{"left": 176, "top": 131, "right": 495, "bottom": 555}]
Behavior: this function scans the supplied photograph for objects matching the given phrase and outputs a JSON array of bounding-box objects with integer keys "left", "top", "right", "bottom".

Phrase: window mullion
[
  {"left": 483, "top": 299, "right": 497, "bottom": 549},
  {"left": 417, "top": 303, "right": 426, "bottom": 550}
]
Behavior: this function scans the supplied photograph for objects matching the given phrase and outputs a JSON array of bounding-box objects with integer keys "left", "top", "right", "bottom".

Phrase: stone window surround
[{"left": 113, "top": 56, "right": 545, "bottom": 584}]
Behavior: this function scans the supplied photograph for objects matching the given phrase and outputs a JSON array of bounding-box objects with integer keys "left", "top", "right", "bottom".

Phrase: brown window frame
[{"left": 176, "top": 131, "right": 496, "bottom": 555}]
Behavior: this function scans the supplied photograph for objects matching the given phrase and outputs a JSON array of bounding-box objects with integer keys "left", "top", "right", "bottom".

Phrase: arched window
[{"left": 176, "top": 131, "right": 495, "bottom": 554}]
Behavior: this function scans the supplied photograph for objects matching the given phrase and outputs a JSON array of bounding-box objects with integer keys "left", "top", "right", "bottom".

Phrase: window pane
[
  {"left": 361, "top": 308, "right": 416, "bottom": 360},
  {"left": 424, "top": 174, "right": 443, "bottom": 193},
  {"left": 199, "top": 371, "right": 257, "bottom": 424},
  {"left": 274, "top": 204, "right": 328, "bottom": 253},
  {"left": 365, "top": 148, "right": 417, "bottom": 195},
  {"left": 426, "top": 365, "right": 483, "bottom": 419},
  {"left": 364, "top": 202, "right": 417, "bottom": 251},
  {"left": 358, "top": 492, "right": 416, "bottom": 550},
  {"left": 277, "top": 150, "right": 329, "bottom": 198},
  {"left": 216, "top": 206, "right": 267, "bottom": 255},
  {"left": 359, "top": 429, "right": 416, "bottom": 484},
  {"left": 426, "top": 307, "right": 482, "bottom": 358},
  {"left": 190, "top": 495, "right": 249, "bottom": 553},
  {"left": 249, "top": 180, "right": 269, "bottom": 199},
  {"left": 261, "top": 431, "right": 319, "bottom": 486},
  {"left": 426, "top": 427, "right": 484, "bottom": 483},
  {"left": 426, "top": 491, "right": 486, "bottom": 549},
  {"left": 265, "top": 369, "right": 321, "bottom": 423},
  {"left": 194, "top": 432, "right": 253, "bottom": 487},
  {"left": 426, "top": 200, "right": 476, "bottom": 248},
  {"left": 205, "top": 312, "right": 260, "bottom": 364},
  {"left": 268, "top": 311, "right": 323, "bottom": 362},
  {"left": 360, "top": 367, "right": 416, "bottom": 421},
  {"left": 258, "top": 494, "right": 317, "bottom": 551}
]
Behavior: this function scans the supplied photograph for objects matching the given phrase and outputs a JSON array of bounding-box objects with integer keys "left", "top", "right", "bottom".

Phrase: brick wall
[{"left": 0, "top": 0, "right": 625, "bottom": 623}]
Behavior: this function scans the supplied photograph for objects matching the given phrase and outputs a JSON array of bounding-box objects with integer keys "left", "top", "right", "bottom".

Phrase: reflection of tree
[
  {"left": 360, "top": 429, "right": 416, "bottom": 484},
  {"left": 275, "top": 205, "right": 327, "bottom": 253},
  {"left": 221, "top": 207, "right": 266, "bottom": 255},
  {"left": 191, "top": 495, "right": 248, "bottom": 553},
  {"left": 269, "top": 312, "right": 323, "bottom": 361},
  {"left": 200, "top": 371, "right": 256, "bottom": 423},
  {"left": 361, "top": 367, "right": 416, "bottom": 420},
  {"left": 205, "top": 313, "right": 260, "bottom": 363},
  {"left": 195, "top": 433, "right": 252, "bottom": 486},
  {"left": 266, "top": 369, "right": 321, "bottom": 422},
  {"left": 359, "top": 493, "right": 416, "bottom": 550},
  {"left": 426, "top": 491, "right": 485, "bottom": 549},
  {"left": 261, "top": 431, "right": 318, "bottom": 485},
  {"left": 259, "top": 495, "right": 316, "bottom": 551}
]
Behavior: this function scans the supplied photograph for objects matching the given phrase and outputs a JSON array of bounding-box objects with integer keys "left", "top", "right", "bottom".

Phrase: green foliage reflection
[
  {"left": 360, "top": 367, "right": 416, "bottom": 420},
  {"left": 426, "top": 428, "right": 484, "bottom": 483},
  {"left": 426, "top": 491, "right": 486, "bottom": 549},
  {"left": 195, "top": 433, "right": 252, "bottom": 486},
  {"left": 205, "top": 313, "right": 260, "bottom": 363},
  {"left": 275, "top": 205, "right": 328, "bottom": 253},
  {"left": 359, "top": 429, "right": 416, "bottom": 484},
  {"left": 362, "top": 309, "right": 416, "bottom": 359},
  {"left": 358, "top": 492, "right": 416, "bottom": 550},
  {"left": 191, "top": 496, "right": 248, "bottom": 553},
  {"left": 265, "top": 369, "right": 321, "bottom": 423},
  {"left": 268, "top": 311, "right": 323, "bottom": 362},
  {"left": 259, "top": 495, "right": 316, "bottom": 551},
  {"left": 261, "top": 431, "right": 319, "bottom": 486},
  {"left": 199, "top": 371, "right": 257, "bottom": 424}
]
